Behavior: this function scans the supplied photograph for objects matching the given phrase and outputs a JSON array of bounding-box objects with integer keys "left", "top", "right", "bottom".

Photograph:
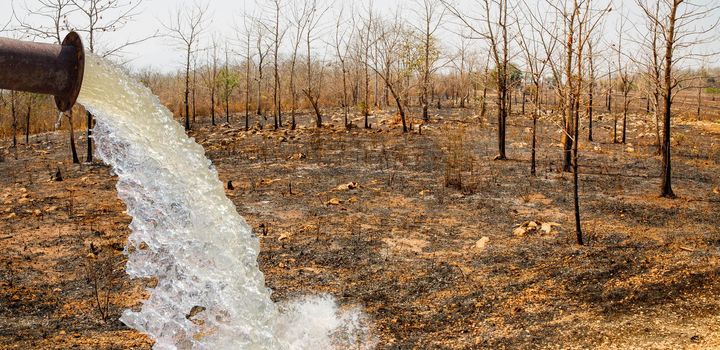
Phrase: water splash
[{"left": 77, "top": 54, "right": 375, "bottom": 349}]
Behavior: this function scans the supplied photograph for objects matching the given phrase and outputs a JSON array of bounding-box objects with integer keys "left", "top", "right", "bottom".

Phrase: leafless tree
[
  {"left": 586, "top": 30, "right": 601, "bottom": 142},
  {"left": 12, "top": 0, "right": 75, "bottom": 44},
  {"left": 238, "top": 15, "right": 255, "bottom": 131},
  {"left": 635, "top": 0, "right": 720, "bottom": 198},
  {"left": 444, "top": 0, "right": 512, "bottom": 160},
  {"left": 69, "top": 0, "right": 156, "bottom": 161},
  {"left": 538, "top": 0, "right": 610, "bottom": 244},
  {"left": 302, "top": 0, "right": 329, "bottom": 128},
  {"left": 614, "top": 11, "right": 636, "bottom": 144},
  {"left": 219, "top": 44, "right": 239, "bottom": 124},
  {"left": 414, "top": 0, "right": 445, "bottom": 122},
  {"left": 162, "top": 2, "right": 207, "bottom": 131},
  {"left": 359, "top": 2, "right": 375, "bottom": 128},
  {"left": 260, "top": 0, "right": 286, "bottom": 130},
  {"left": 288, "top": 1, "right": 311, "bottom": 130},
  {"left": 253, "top": 20, "right": 271, "bottom": 121},
  {"left": 517, "top": 1, "right": 556, "bottom": 176},
  {"left": 450, "top": 29, "right": 473, "bottom": 109},
  {"left": 332, "top": 5, "right": 355, "bottom": 128},
  {"left": 202, "top": 37, "right": 220, "bottom": 126},
  {"left": 367, "top": 14, "right": 420, "bottom": 133}
]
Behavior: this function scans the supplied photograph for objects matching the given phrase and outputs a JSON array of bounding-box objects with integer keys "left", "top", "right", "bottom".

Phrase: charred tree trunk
[
  {"left": 85, "top": 112, "right": 93, "bottom": 162},
  {"left": 660, "top": 2, "right": 678, "bottom": 199},
  {"left": 67, "top": 112, "right": 80, "bottom": 164},
  {"left": 25, "top": 102, "right": 31, "bottom": 145}
]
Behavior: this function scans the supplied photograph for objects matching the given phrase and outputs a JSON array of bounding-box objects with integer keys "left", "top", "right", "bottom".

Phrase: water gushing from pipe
[{"left": 77, "top": 54, "right": 375, "bottom": 349}]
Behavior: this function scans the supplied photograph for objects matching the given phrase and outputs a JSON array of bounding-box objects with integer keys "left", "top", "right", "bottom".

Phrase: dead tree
[
  {"left": 367, "top": 15, "right": 419, "bottom": 133},
  {"left": 333, "top": 5, "right": 355, "bottom": 128},
  {"left": 69, "top": 0, "right": 154, "bottom": 162},
  {"left": 360, "top": 2, "right": 375, "bottom": 128},
  {"left": 219, "top": 44, "right": 238, "bottom": 124},
  {"left": 202, "top": 38, "right": 220, "bottom": 126},
  {"left": 614, "top": 12, "right": 636, "bottom": 144},
  {"left": 636, "top": 0, "right": 719, "bottom": 198},
  {"left": 451, "top": 29, "right": 472, "bottom": 109},
  {"left": 444, "top": 0, "right": 512, "bottom": 160},
  {"left": 254, "top": 22, "right": 270, "bottom": 121},
  {"left": 517, "top": 3, "right": 555, "bottom": 176},
  {"left": 302, "top": 0, "right": 329, "bottom": 128},
  {"left": 414, "top": 0, "right": 445, "bottom": 122},
  {"left": 261, "top": 0, "right": 286, "bottom": 130},
  {"left": 540, "top": 0, "right": 610, "bottom": 244},
  {"left": 162, "top": 2, "right": 207, "bottom": 131},
  {"left": 288, "top": 1, "right": 311, "bottom": 130},
  {"left": 240, "top": 16, "right": 254, "bottom": 131}
]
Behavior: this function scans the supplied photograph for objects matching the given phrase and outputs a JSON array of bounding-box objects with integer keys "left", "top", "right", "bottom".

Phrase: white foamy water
[{"left": 77, "top": 54, "right": 375, "bottom": 350}]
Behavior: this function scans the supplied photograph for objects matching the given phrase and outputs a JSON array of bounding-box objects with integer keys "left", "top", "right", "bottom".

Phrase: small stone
[
  {"left": 475, "top": 237, "right": 490, "bottom": 251},
  {"left": 325, "top": 198, "right": 342, "bottom": 206}
]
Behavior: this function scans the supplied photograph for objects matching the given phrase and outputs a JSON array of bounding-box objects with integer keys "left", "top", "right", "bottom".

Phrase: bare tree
[
  {"left": 636, "top": 0, "right": 719, "bottom": 198},
  {"left": 192, "top": 52, "right": 199, "bottom": 124},
  {"left": 239, "top": 15, "right": 255, "bottom": 131},
  {"left": 359, "top": 2, "right": 375, "bottom": 128},
  {"left": 444, "top": 0, "right": 512, "bottom": 160},
  {"left": 517, "top": 1, "right": 556, "bottom": 176},
  {"left": 12, "top": 0, "right": 75, "bottom": 44},
  {"left": 414, "top": 0, "right": 445, "bottom": 122},
  {"left": 202, "top": 37, "right": 220, "bottom": 126},
  {"left": 367, "top": 14, "right": 420, "bottom": 133},
  {"left": 614, "top": 12, "right": 636, "bottom": 144},
  {"left": 450, "top": 29, "right": 473, "bottom": 109},
  {"left": 586, "top": 33, "right": 600, "bottom": 142},
  {"left": 162, "top": 2, "right": 207, "bottom": 131},
  {"left": 69, "top": 0, "right": 155, "bottom": 162},
  {"left": 219, "top": 44, "right": 239, "bottom": 124},
  {"left": 302, "top": 0, "right": 329, "bottom": 128},
  {"left": 538, "top": 0, "right": 610, "bottom": 244},
  {"left": 288, "top": 1, "right": 311, "bottom": 130},
  {"left": 260, "top": 0, "right": 286, "bottom": 130},
  {"left": 332, "top": 5, "right": 355, "bottom": 128},
  {"left": 253, "top": 20, "right": 271, "bottom": 123}
]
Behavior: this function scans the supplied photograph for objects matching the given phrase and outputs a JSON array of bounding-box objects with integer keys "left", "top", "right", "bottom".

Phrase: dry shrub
[{"left": 440, "top": 125, "right": 478, "bottom": 193}]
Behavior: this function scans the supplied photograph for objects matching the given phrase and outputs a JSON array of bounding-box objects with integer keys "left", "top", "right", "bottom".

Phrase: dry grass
[{"left": 0, "top": 106, "right": 719, "bottom": 349}]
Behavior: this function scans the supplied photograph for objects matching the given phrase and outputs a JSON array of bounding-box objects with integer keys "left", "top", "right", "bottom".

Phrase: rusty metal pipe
[{"left": 0, "top": 32, "right": 85, "bottom": 112}]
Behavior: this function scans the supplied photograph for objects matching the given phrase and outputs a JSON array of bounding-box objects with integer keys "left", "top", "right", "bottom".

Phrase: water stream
[{"left": 76, "top": 54, "right": 374, "bottom": 349}]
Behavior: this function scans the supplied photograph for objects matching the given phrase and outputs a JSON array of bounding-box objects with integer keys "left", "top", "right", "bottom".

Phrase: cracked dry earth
[{"left": 1, "top": 108, "right": 719, "bottom": 349}]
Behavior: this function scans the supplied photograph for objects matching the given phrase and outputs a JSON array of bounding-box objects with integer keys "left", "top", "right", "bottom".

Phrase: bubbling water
[{"left": 77, "top": 54, "right": 375, "bottom": 350}]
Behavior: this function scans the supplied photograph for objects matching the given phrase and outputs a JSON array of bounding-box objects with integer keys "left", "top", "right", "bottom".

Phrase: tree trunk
[
  {"left": 660, "top": 3, "right": 677, "bottom": 198},
  {"left": 696, "top": 86, "right": 702, "bottom": 120},
  {"left": 531, "top": 84, "right": 539, "bottom": 176},
  {"left": 184, "top": 47, "right": 191, "bottom": 131},
  {"left": 67, "top": 112, "right": 79, "bottom": 164},
  {"left": 388, "top": 84, "right": 407, "bottom": 133},
  {"left": 85, "top": 112, "right": 93, "bottom": 162},
  {"left": 588, "top": 84, "right": 594, "bottom": 142},
  {"left": 211, "top": 89, "right": 216, "bottom": 126},
  {"left": 11, "top": 92, "right": 17, "bottom": 149},
  {"left": 25, "top": 102, "right": 31, "bottom": 145},
  {"left": 573, "top": 100, "right": 583, "bottom": 245},
  {"left": 622, "top": 93, "right": 628, "bottom": 144}
]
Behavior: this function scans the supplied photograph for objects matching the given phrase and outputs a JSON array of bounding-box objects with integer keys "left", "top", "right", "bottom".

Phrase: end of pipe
[{"left": 55, "top": 32, "right": 85, "bottom": 112}]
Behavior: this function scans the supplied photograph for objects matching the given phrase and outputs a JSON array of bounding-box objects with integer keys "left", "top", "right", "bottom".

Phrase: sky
[{"left": 2, "top": 0, "right": 718, "bottom": 73}]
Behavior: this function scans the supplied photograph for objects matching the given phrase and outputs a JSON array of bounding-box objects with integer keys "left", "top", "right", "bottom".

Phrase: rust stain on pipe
[{"left": 0, "top": 32, "right": 85, "bottom": 112}]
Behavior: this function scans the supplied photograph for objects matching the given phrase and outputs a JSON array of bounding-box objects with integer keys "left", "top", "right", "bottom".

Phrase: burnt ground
[{"left": 0, "top": 107, "right": 719, "bottom": 349}]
